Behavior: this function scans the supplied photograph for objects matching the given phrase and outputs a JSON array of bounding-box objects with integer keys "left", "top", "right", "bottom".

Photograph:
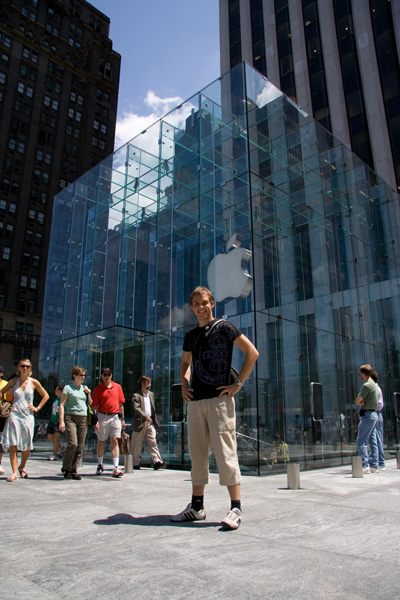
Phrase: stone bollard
[
  {"left": 352, "top": 456, "right": 363, "bottom": 478},
  {"left": 124, "top": 453, "right": 133, "bottom": 474},
  {"left": 287, "top": 463, "right": 300, "bottom": 489},
  {"left": 397, "top": 450, "right": 400, "bottom": 469}
]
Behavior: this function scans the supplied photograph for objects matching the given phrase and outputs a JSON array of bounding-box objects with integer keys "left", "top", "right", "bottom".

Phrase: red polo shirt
[{"left": 91, "top": 382, "right": 125, "bottom": 413}]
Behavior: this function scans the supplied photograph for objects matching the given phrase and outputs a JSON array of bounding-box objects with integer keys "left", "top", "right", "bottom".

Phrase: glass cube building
[{"left": 39, "top": 63, "right": 400, "bottom": 474}]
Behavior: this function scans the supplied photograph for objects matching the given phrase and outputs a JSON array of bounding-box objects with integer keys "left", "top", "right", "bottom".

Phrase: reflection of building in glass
[{"left": 40, "top": 63, "right": 400, "bottom": 475}]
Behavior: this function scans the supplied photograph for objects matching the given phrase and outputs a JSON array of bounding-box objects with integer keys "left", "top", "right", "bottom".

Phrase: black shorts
[{"left": 47, "top": 422, "right": 61, "bottom": 435}]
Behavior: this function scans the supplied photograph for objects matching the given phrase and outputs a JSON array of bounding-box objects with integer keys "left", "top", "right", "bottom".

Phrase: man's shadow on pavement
[{"left": 93, "top": 513, "right": 221, "bottom": 528}]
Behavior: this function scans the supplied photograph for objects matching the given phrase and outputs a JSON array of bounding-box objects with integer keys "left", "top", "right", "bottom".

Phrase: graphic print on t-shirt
[{"left": 184, "top": 319, "right": 241, "bottom": 400}]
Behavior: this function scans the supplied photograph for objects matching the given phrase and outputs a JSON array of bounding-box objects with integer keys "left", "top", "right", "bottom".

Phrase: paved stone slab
[{"left": 0, "top": 457, "right": 399, "bottom": 600}]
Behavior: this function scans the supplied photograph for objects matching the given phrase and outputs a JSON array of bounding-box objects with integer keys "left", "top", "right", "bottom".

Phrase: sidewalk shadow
[{"left": 93, "top": 513, "right": 220, "bottom": 528}]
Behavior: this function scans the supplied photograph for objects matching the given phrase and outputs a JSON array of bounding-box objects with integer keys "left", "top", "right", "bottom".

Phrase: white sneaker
[
  {"left": 370, "top": 467, "right": 379, "bottom": 473},
  {"left": 379, "top": 466, "right": 386, "bottom": 471},
  {"left": 0, "top": 465, "right": 4, "bottom": 475},
  {"left": 221, "top": 508, "right": 242, "bottom": 530},
  {"left": 170, "top": 503, "right": 206, "bottom": 522},
  {"left": 362, "top": 466, "right": 371, "bottom": 474},
  {"left": 112, "top": 466, "right": 123, "bottom": 478},
  {"left": 48, "top": 455, "right": 57, "bottom": 461}
]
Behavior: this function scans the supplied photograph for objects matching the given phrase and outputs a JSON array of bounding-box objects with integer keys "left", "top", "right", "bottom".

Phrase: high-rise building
[
  {"left": 219, "top": 0, "right": 400, "bottom": 192},
  {"left": 0, "top": 0, "right": 120, "bottom": 375}
]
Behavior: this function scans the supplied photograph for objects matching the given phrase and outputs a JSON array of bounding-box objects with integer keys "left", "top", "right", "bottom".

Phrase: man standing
[
  {"left": 92, "top": 368, "right": 125, "bottom": 477},
  {"left": 171, "top": 286, "right": 259, "bottom": 530},
  {"left": 131, "top": 376, "right": 165, "bottom": 470},
  {"left": 355, "top": 364, "right": 379, "bottom": 474},
  {"left": 370, "top": 370, "right": 385, "bottom": 470},
  {"left": 0, "top": 366, "right": 8, "bottom": 475}
]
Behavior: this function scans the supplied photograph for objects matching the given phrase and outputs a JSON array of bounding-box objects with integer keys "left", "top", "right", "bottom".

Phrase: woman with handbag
[
  {"left": 0, "top": 365, "right": 9, "bottom": 475},
  {"left": 1, "top": 359, "right": 49, "bottom": 481},
  {"left": 59, "top": 365, "right": 92, "bottom": 480}
]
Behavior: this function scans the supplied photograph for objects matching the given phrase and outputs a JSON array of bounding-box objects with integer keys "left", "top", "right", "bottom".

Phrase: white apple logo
[{"left": 207, "top": 233, "right": 253, "bottom": 302}]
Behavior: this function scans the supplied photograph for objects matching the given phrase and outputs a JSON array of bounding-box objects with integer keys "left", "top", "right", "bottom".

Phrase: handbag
[
  {"left": 118, "top": 430, "right": 131, "bottom": 455},
  {"left": 87, "top": 404, "right": 98, "bottom": 427},
  {"left": 0, "top": 399, "right": 11, "bottom": 418}
]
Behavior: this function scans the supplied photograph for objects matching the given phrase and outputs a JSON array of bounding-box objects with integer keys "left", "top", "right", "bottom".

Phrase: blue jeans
[
  {"left": 357, "top": 411, "right": 378, "bottom": 468},
  {"left": 371, "top": 412, "right": 385, "bottom": 467}
]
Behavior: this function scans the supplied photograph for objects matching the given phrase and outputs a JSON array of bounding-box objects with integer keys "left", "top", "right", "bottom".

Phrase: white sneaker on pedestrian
[
  {"left": 362, "top": 466, "right": 371, "bottom": 474},
  {"left": 170, "top": 503, "right": 206, "bottom": 522},
  {"left": 379, "top": 466, "right": 386, "bottom": 471},
  {"left": 48, "top": 455, "right": 57, "bottom": 461},
  {"left": 221, "top": 508, "right": 242, "bottom": 530},
  {"left": 370, "top": 467, "right": 379, "bottom": 473},
  {"left": 96, "top": 464, "right": 104, "bottom": 475},
  {"left": 112, "top": 466, "right": 123, "bottom": 478}
]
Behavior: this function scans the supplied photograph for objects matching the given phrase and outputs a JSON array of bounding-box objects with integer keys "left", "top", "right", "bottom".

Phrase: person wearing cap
[
  {"left": 131, "top": 376, "right": 165, "bottom": 470},
  {"left": 0, "top": 365, "right": 8, "bottom": 475},
  {"left": 91, "top": 368, "right": 125, "bottom": 477}
]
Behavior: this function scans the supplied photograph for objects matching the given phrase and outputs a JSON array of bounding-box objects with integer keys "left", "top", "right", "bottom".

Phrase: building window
[
  {"left": 20, "top": 275, "right": 28, "bottom": 287},
  {"left": 5, "top": 224, "right": 14, "bottom": 237},
  {"left": 15, "top": 321, "right": 24, "bottom": 332},
  {"left": 30, "top": 277, "right": 37, "bottom": 290},
  {"left": 13, "top": 347, "right": 22, "bottom": 361},
  {"left": 0, "top": 72, "right": 6, "bottom": 85},
  {"left": 27, "top": 300, "right": 35, "bottom": 314},
  {"left": 2, "top": 247, "right": 10, "bottom": 261}
]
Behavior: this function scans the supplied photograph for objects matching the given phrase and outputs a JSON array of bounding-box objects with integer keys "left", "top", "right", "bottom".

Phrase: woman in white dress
[{"left": 0, "top": 359, "right": 49, "bottom": 481}]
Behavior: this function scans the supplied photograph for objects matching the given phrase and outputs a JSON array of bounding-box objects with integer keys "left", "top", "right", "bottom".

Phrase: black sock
[
  {"left": 191, "top": 495, "right": 204, "bottom": 511},
  {"left": 231, "top": 500, "right": 241, "bottom": 511}
]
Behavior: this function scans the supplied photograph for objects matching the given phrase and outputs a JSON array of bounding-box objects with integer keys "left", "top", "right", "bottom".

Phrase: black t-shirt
[{"left": 182, "top": 318, "right": 242, "bottom": 400}]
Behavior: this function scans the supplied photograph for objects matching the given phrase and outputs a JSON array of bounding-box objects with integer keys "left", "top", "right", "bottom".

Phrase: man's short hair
[
  {"left": 189, "top": 286, "right": 215, "bottom": 306},
  {"left": 371, "top": 370, "right": 378, "bottom": 383},
  {"left": 360, "top": 364, "right": 372, "bottom": 378},
  {"left": 138, "top": 375, "right": 151, "bottom": 388},
  {"left": 71, "top": 365, "right": 86, "bottom": 378}
]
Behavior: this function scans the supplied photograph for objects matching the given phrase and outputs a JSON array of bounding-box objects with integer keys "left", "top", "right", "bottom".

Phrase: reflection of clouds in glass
[
  {"left": 159, "top": 303, "right": 195, "bottom": 331},
  {"left": 115, "top": 89, "right": 195, "bottom": 153},
  {"left": 103, "top": 91, "right": 197, "bottom": 229},
  {"left": 255, "top": 83, "right": 282, "bottom": 108}
]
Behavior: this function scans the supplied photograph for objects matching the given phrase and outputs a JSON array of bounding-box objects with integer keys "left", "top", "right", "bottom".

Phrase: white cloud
[{"left": 114, "top": 90, "right": 185, "bottom": 149}]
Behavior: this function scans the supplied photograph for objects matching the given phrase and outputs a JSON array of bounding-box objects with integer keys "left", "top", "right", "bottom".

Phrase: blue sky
[{"left": 90, "top": 1, "right": 220, "bottom": 148}]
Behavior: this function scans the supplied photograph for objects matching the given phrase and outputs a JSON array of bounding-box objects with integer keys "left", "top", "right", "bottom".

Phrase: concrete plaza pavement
[{"left": 0, "top": 456, "right": 399, "bottom": 600}]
